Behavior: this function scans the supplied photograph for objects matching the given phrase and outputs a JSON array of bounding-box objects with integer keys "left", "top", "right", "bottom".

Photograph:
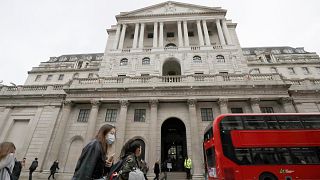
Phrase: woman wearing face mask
[
  {"left": 0, "top": 142, "right": 16, "bottom": 180},
  {"left": 72, "top": 124, "right": 116, "bottom": 180}
]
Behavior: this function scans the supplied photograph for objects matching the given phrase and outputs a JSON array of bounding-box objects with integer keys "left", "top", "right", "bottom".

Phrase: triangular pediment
[{"left": 118, "top": 1, "right": 226, "bottom": 17}]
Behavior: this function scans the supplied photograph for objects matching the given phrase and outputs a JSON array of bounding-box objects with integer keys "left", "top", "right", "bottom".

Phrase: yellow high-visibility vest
[{"left": 184, "top": 158, "right": 192, "bottom": 169}]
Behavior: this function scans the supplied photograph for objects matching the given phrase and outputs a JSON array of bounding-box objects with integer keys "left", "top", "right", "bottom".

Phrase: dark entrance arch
[
  {"left": 161, "top": 118, "right": 187, "bottom": 172},
  {"left": 162, "top": 59, "right": 181, "bottom": 76}
]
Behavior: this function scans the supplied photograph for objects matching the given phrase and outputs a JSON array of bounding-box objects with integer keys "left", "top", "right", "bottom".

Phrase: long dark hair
[
  {"left": 0, "top": 142, "right": 16, "bottom": 161},
  {"left": 119, "top": 139, "right": 141, "bottom": 159},
  {"left": 96, "top": 124, "right": 115, "bottom": 155}
]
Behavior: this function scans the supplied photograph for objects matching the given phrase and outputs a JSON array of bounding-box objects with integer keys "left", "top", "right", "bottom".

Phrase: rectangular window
[
  {"left": 302, "top": 67, "right": 310, "bottom": 74},
  {"left": 46, "top": 75, "right": 53, "bottom": 81},
  {"left": 231, "top": 108, "right": 243, "bottom": 113},
  {"left": 201, "top": 108, "right": 213, "bottom": 121},
  {"left": 188, "top": 31, "right": 194, "bottom": 37},
  {"left": 35, "top": 75, "right": 41, "bottom": 82},
  {"left": 141, "top": 74, "right": 149, "bottom": 76},
  {"left": 167, "top": 32, "right": 174, "bottom": 38},
  {"left": 265, "top": 54, "right": 272, "bottom": 63},
  {"left": 130, "top": 34, "right": 134, "bottom": 39},
  {"left": 58, "top": 74, "right": 64, "bottom": 80},
  {"left": 134, "top": 109, "right": 146, "bottom": 122},
  {"left": 288, "top": 67, "right": 295, "bottom": 74},
  {"left": 77, "top": 109, "right": 90, "bottom": 122},
  {"left": 147, "top": 33, "right": 153, "bottom": 38},
  {"left": 316, "top": 67, "right": 320, "bottom": 74},
  {"left": 260, "top": 107, "right": 274, "bottom": 113},
  {"left": 105, "top": 109, "right": 117, "bottom": 122},
  {"left": 208, "top": 31, "right": 212, "bottom": 36}
]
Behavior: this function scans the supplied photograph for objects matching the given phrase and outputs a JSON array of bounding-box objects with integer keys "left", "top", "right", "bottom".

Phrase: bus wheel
[{"left": 259, "top": 172, "right": 278, "bottom": 180}]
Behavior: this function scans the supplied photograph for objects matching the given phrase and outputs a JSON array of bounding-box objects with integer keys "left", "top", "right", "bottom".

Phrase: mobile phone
[{"left": 108, "top": 153, "right": 115, "bottom": 161}]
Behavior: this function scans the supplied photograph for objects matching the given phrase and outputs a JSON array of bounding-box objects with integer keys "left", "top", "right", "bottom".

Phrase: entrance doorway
[{"left": 161, "top": 118, "right": 187, "bottom": 172}]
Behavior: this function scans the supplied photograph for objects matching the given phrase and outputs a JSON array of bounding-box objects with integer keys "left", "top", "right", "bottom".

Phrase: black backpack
[{"left": 107, "top": 159, "right": 125, "bottom": 180}]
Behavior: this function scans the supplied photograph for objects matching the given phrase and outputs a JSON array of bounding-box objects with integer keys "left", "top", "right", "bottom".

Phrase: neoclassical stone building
[{"left": 1, "top": 1, "right": 319, "bottom": 179}]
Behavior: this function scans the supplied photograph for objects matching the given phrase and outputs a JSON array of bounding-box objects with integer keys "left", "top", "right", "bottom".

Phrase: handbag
[{"left": 128, "top": 168, "right": 145, "bottom": 180}]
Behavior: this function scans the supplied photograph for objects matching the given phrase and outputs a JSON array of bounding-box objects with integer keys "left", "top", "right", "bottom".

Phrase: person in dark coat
[
  {"left": 12, "top": 158, "right": 22, "bottom": 180},
  {"left": 48, "top": 160, "right": 59, "bottom": 179},
  {"left": 153, "top": 161, "right": 160, "bottom": 180},
  {"left": 29, "top": 158, "right": 38, "bottom": 180},
  {"left": 72, "top": 124, "right": 116, "bottom": 180}
]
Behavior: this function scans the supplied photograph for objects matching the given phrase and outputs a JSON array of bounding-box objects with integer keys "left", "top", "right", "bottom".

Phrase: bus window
[
  {"left": 220, "top": 116, "right": 244, "bottom": 130},
  {"left": 301, "top": 115, "right": 320, "bottom": 129},
  {"left": 243, "top": 116, "right": 268, "bottom": 129},
  {"left": 234, "top": 148, "right": 251, "bottom": 165},
  {"left": 205, "top": 147, "right": 217, "bottom": 178},
  {"left": 277, "top": 116, "right": 303, "bottom": 129},
  {"left": 204, "top": 127, "right": 213, "bottom": 142}
]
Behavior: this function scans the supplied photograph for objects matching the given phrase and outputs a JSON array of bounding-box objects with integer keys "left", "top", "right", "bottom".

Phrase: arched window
[
  {"left": 249, "top": 68, "right": 260, "bottom": 74},
  {"left": 270, "top": 67, "right": 278, "bottom": 73},
  {"left": 142, "top": 57, "right": 150, "bottom": 65},
  {"left": 193, "top": 55, "right": 202, "bottom": 63},
  {"left": 165, "top": 43, "right": 177, "bottom": 48},
  {"left": 216, "top": 55, "right": 225, "bottom": 63},
  {"left": 73, "top": 73, "right": 79, "bottom": 78},
  {"left": 120, "top": 58, "right": 128, "bottom": 66}
]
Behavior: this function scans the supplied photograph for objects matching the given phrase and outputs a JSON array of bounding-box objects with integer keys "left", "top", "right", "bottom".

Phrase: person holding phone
[{"left": 72, "top": 124, "right": 116, "bottom": 180}]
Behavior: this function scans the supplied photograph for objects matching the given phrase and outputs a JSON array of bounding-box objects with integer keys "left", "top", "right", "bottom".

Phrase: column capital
[
  {"left": 149, "top": 99, "right": 159, "bottom": 107},
  {"left": 63, "top": 100, "right": 73, "bottom": 106},
  {"left": 187, "top": 99, "right": 197, "bottom": 107},
  {"left": 280, "top": 97, "right": 293, "bottom": 104},
  {"left": 218, "top": 98, "right": 228, "bottom": 106},
  {"left": 90, "top": 100, "right": 101, "bottom": 107},
  {"left": 119, "top": 100, "right": 129, "bottom": 108},
  {"left": 250, "top": 98, "right": 260, "bottom": 105}
]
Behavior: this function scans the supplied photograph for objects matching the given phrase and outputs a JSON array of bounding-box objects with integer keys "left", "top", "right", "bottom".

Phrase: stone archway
[
  {"left": 161, "top": 118, "right": 187, "bottom": 172},
  {"left": 162, "top": 58, "right": 181, "bottom": 76}
]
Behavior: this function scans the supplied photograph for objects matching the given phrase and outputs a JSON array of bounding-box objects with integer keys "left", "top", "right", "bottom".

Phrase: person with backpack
[
  {"left": 48, "top": 160, "right": 59, "bottom": 179},
  {"left": 0, "top": 142, "right": 16, "bottom": 180},
  {"left": 29, "top": 157, "right": 38, "bottom": 180},
  {"left": 72, "top": 124, "right": 116, "bottom": 180},
  {"left": 12, "top": 158, "right": 22, "bottom": 180}
]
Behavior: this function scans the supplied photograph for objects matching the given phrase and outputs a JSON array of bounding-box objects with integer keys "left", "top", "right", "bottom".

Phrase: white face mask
[{"left": 106, "top": 133, "right": 115, "bottom": 145}]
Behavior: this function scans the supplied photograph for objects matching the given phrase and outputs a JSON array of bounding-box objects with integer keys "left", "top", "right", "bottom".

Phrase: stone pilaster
[
  {"left": 280, "top": 97, "right": 296, "bottom": 113},
  {"left": 159, "top": 22, "right": 164, "bottom": 48},
  {"left": 221, "top": 19, "right": 232, "bottom": 45},
  {"left": 218, "top": 98, "right": 228, "bottom": 114},
  {"left": 0, "top": 106, "right": 13, "bottom": 138},
  {"left": 148, "top": 99, "right": 158, "bottom": 177},
  {"left": 85, "top": 100, "right": 101, "bottom": 143},
  {"left": 115, "top": 100, "right": 129, "bottom": 156},
  {"left": 153, "top": 22, "right": 158, "bottom": 48},
  {"left": 250, "top": 98, "right": 261, "bottom": 113},
  {"left": 177, "top": 21, "right": 183, "bottom": 47},
  {"left": 138, "top": 23, "right": 145, "bottom": 48},
  {"left": 187, "top": 99, "right": 203, "bottom": 179},
  {"left": 202, "top": 20, "right": 211, "bottom": 46}
]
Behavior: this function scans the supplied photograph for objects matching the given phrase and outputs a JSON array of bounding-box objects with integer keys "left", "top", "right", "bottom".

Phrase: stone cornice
[{"left": 28, "top": 68, "right": 99, "bottom": 74}]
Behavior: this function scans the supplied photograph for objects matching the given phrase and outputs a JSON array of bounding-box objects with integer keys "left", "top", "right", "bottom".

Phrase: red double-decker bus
[{"left": 203, "top": 113, "right": 320, "bottom": 180}]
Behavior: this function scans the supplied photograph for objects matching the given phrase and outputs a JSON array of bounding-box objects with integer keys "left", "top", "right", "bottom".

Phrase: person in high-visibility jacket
[{"left": 184, "top": 156, "right": 192, "bottom": 179}]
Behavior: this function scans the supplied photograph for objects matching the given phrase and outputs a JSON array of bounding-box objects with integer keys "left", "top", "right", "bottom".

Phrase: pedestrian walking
[
  {"left": 29, "top": 157, "right": 38, "bottom": 180},
  {"left": 48, "top": 160, "right": 59, "bottom": 179},
  {"left": 72, "top": 123, "right": 116, "bottom": 180}
]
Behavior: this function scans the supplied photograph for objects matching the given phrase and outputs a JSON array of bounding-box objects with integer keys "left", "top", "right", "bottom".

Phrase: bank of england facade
[{"left": 1, "top": 1, "right": 319, "bottom": 179}]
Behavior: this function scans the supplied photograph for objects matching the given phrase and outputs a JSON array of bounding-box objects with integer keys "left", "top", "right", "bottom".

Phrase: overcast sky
[{"left": 0, "top": 0, "right": 319, "bottom": 85}]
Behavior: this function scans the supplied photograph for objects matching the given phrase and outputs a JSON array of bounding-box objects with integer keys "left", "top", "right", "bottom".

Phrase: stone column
[
  {"left": 51, "top": 100, "right": 73, "bottom": 162},
  {"left": 132, "top": 23, "right": 139, "bottom": 49},
  {"left": 196, "top": 20, "right": 204, "bottom": 46},
  {"left": 221, "top": 19, "right": 232, "bottom": 45},
  {"left": 138, "top": 23, "right": 145, "bottom": 49},
  {"left": 85, "top": 100, "right": 101, "bottom": 143},
  {"left": 115, "top": 100, "right": 129, "bottom": 155},
  {"left": 280, "top": 97, "right": 296, "bottom": 113},
  {"left": 215, "top": 19, "right": 226, "bottom": 45},
  {"left": 118, "top": 24, "right": 127, "bottom": 50},
  {"left": 187, "top": 99, "right": 203, "bottom": 179},
  {"left": 202, "top": 20, "right": 211, "bottom": 46},
  {"left": 159, "top": 22, "right": 164, "bottom": 48},
  {"left": 113, "top": 24, "right": 121, "bottom": 50},
  {"left": 153, "top": 22, "right": 158, "bottom": 48},
  {"left": 177, "top": 21, "right": 183, "bottom": 47},
  {"left": 148, "top": 99, "right": 158, "bottom": 177},
  {"left": 183, "top": 21, "right": 190, "bottom": 46},
  {"left": 218, "top": 98, "right": 228, "bottom": 114},
  {"left": 250, "top": 98, "right": 261, "bottom": 113}
]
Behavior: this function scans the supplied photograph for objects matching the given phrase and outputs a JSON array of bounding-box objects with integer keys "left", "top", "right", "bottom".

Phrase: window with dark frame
[
  {"left": 46, "top": 75, "right": 53, "bottom": 81},
  {"left": 134, "top": 109, "right": 146, "bottom": 122},
  {"left": 142, "top": 57, "right": 150, "bottom": 65},
  {"left": 216, "top": 55, "right": 225, "bottom": 63},
  {"left": 188, "top": 31, "right": 194, "bottom": 37},
  {"left": 231, "top": 108, "right": 243, "bottom": 113},
  {"left": 77, "top": 109, "right": 90, "bottom": 122},
  {"left": 58, "top": 74, "right": 64, "bottom": 80},
  {"left": 167, "top": 32, "right": 174, "bottom": 38},
  {"left": 147, "top": 33, "right": 153, "bottom": 38},
  {"left": 260, "top": 107, "right": 274, "bottom": 113},
  {"left": 120, "top": 58, "right": 128, "bottom": 66},
  {"left": 193, "top": 55, "right": 202, "bottom": 63},
  {"left": 105, "top": 109, "right": 117, "bottom": 122},
  {"left": 35, "top": 75, "right": 41, "bottom": 82},
  {"left": 201, "top": 108, "right": 213, "bottom": 121}
]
